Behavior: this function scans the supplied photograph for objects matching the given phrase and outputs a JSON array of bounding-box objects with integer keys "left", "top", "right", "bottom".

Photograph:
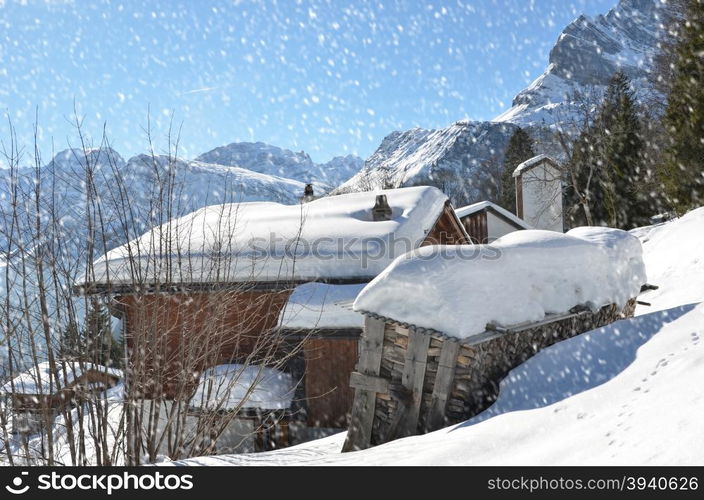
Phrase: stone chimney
[{"left": 372, "top": 194, "right": 393, "bottom": 221}]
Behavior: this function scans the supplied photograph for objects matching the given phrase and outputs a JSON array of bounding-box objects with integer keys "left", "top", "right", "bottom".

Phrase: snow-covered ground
[{"left": 170, "top": 208, "right": 704, "bottom": 465}]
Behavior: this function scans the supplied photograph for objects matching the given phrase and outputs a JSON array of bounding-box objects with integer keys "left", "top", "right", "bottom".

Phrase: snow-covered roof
[
  {"left": 353, "top": 227, "right": 646, "bottom": 340},
  {"left": 1, "top": 362, "right": 123, "bottom": 395},
  {"left": 190, "top": 364, "right": 295, "bottom": 411},
  {"left": 85, "top": 186, "right": 449, "bottom": 286},
  {"left": 455, "top": 200, "right": 531, "bottom": 230},
  {"left": 279, "top": 282, "right": 365, "bottom": 330},
  {"left": 513, "top": 154, "right": 560, "bottom": 177}
]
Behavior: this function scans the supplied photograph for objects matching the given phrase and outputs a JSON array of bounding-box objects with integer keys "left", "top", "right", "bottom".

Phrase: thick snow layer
[
  {"left": 454, "top": 200, "right": 531, "bottom": 230},
  {"left": 191, "top": 364, "right": 295, "bottom": 411},
  {"left": 353, "top": 228, "right": 646, "bottom": 339},
  {"left": 87, "top": 186, "right": 448, "bottom": 285},
  {"left": 632, "top": 207, "right": 704, "bottom": 313},
  {"left": 279, "top": 283, "right": 365, "bottom": 330},
  {"left": 1, "top": 362, "right": 123, "bottom": 395}
]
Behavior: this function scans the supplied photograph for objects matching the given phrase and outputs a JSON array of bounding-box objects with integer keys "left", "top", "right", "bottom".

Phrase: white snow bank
[
  {"left": 632, "top": 206, "right": 704, "bottom": 313},
  {"left": 1, "top": 361, "right": 123, "bottom": 395},
  {"left": 86, "top": 186, "right": 448, "bottom": 285},
  {"left": 279, "top": 283, "right": 365, "bottom": 330},
  {"left": 353, "top": 228, "right": 646, "bottom": 340},
  {"left": 190, "top": 364, "right": 295, "bottom": 411}
]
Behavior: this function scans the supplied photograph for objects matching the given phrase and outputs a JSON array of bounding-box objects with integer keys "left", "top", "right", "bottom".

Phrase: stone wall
[{"left": 368, "top": 299, "right": 636, "bottom": 446}]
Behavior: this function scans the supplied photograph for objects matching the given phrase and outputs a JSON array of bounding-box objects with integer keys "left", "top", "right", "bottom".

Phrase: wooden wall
[
  {"left": 303, "top": 338, "right": 358, "bottom": 428},
  {"left": 423, "top": 202, "right": 471, "bottom": 245},
  {"left": 459, "top": 211, "right": 488, "bottom": 244},
  {"left": 119, "top": 290, "right": 292, "bottom": 398}
]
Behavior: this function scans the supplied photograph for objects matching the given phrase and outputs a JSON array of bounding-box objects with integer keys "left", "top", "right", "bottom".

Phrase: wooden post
[
  {"left": 342, "top": 316, "right": 386, "bottom": 452},
  {"left": 397, "top": 327, "right": 430, "bottom": 438},
  {"left": 427, "top": 338, "right": 460, "bottom": 431}
]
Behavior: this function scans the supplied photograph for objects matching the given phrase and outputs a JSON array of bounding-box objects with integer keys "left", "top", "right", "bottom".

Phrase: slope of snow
[
  {"left": 353, "top": 228, "right": 645, "bottom": 340},
  {"left": 196, "top": 141, "right": 362, "bottom": 187},
  {"left": 170, "top": 210, "right": 704, "bottom": 466},
  {"left": 633, "top": 207, "right": 704, "bottom": 314},
  {"left": 336, "top": 120, "right": 517, "bottom": 197}
]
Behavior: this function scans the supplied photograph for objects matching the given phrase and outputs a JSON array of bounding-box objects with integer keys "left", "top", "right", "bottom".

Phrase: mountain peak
[{"left": 196, "top": 141, "right": 361, "bottom": 186}]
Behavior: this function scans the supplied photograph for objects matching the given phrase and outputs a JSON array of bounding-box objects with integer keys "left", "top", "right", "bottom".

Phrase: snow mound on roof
[
  {"left": 2, "top": 362, "right": 123, "bottom": 395},
  {"left": 354, "top": 228, "right": 646, "bottom": 339},
  {"left": 279, "top": 283, "right": 365, "bottom": 330},
  {"left": 190, "top": 364, "right": 295, "bottom": 411},
  {"left": 86, "top": 186, "right": 448, "bottom": 285}
]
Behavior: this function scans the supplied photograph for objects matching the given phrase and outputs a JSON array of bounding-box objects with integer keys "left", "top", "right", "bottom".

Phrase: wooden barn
[
  {"left": 455, "top": 200, "right": 531, "bottom": 243},
  {"left": 343, "top": 228, "right": 646, "bottom": 451},
  {"left": 1, "top": 362, "right": 122, "bottom": 434},
  {"left": 78, "top": 186, "right": 470, "bottom": 447}
]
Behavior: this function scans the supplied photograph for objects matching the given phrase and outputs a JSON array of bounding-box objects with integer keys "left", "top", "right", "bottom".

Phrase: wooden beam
[
  {"left": 397, "top": 328, "right": 430, "bottom": 438},
  {"left": 342, "top": 316, "right": 386, "bottom": 452},
  {"left": 349, "top": 372, "right": 389, "bottom": 394},
  {"left": 427, "top": 339, "right": 460, "bottom": 431}
]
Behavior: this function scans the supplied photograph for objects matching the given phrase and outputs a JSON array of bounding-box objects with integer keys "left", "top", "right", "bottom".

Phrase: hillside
[
  {"left": 336, "top": 120, "right": 516, "bottom": 204},
  {"left": 171, "top": 207, "right": 704, "bottom": 466}
]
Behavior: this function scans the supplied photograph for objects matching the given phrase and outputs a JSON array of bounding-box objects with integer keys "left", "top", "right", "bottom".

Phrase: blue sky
[{"left": 0, "top": 0, "right": 617, "bottom": 164}]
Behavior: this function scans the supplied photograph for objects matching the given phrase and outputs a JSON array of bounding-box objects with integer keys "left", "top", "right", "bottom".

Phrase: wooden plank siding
[
  {"left": 119, "top": 290, "right": 293, "bottom": 398},
  {"left": 460, "top": 211, "right": 489, "bottom": 244},
  {"left": 422, "top": 202, "right": 472, "bottom": 246},
  {"left": 303, "top": 338, "right": 359, "bottom": 428}
]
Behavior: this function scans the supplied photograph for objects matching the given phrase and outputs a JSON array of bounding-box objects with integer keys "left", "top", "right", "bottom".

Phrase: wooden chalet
[
  {"left": 455, "top": 200, "right": 531, "bottom": 243},
  {"left": 78, "top": 186, "right": 470, "bottom": 446}
]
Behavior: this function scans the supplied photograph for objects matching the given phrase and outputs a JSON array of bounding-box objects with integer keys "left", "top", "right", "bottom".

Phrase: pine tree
[
  {"left": 565, "top": 72, "right": 649, "bottom": 229},
  {"left": 501, "top": 127, "right": 535, "bottom": 213},
  {"left": 661, "top": 0, "right": 704, "bottom": 214},
  {"left": 598, "top": 71, "right": 650, "bottom": 228}
]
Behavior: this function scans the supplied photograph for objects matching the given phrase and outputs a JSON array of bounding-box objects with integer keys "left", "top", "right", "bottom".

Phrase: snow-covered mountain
[
  {"left": 340, "top": 0, "right": 667, "bottom": 197},
  {"left": 196, "top": 141, "right": 363, "bottom": 187},
  {"left": 336, "top": 120, "right": 517, "bottom": 202},
  {"left": 495, "top": 0, "right": 664, "bottom": 126}
]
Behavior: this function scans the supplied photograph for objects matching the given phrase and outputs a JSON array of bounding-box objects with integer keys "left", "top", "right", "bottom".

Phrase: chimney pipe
[{"left": 372, "top": 194, "right": 393, "bottom": 221}]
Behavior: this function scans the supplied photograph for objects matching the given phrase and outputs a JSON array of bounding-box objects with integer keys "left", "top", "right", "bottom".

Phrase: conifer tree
[{"left": 661, "top": 0, "right": 704, "bottom": 214}]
